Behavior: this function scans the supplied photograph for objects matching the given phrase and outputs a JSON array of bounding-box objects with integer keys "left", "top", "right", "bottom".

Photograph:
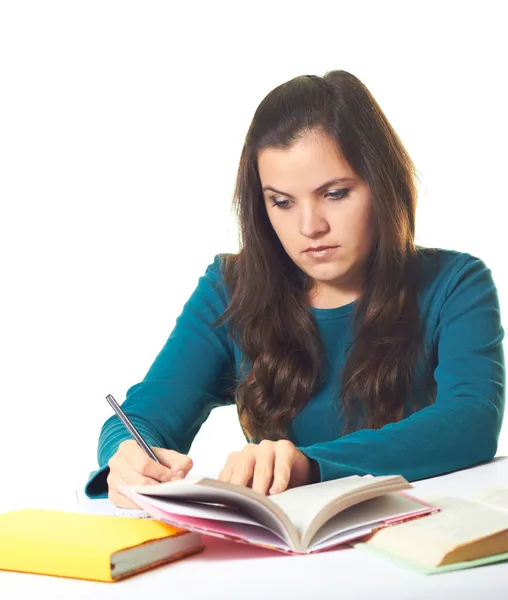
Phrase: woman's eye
[
  {"left": 271, "top": 188, "right": 349, "bottom": 209},
  {"left": 271, "top": 198, "right": 290, "bottom": 208},
  {"left": 326, "top": 189, "right": 350, "bottom": 200}
]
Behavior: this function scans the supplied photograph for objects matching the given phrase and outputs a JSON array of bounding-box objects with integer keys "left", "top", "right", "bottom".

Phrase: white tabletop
[{"left": 2, "top": 458, "right": 507, "bottom": 599}]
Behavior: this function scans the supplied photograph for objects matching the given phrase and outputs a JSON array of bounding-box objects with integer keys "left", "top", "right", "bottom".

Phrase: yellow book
[{"left": 0, "top": 508, "right": 203, "bottom": 582}]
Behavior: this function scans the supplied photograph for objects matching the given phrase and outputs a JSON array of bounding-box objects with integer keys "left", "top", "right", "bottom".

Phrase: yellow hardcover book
[{"left": 0, "top": 509, "right": 204, "bottom": 582}]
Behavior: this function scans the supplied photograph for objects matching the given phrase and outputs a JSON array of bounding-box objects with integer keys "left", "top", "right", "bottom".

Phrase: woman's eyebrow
[{"left": 262, "top": 177, "right": 356, "bottom": 197}]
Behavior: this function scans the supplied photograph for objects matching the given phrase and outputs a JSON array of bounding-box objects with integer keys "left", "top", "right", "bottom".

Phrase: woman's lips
[{"left": 305, "top": 246, "right": 338, "bottom": 259}]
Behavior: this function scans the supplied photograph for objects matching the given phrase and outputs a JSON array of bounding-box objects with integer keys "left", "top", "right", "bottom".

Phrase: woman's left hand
[{"left": 218, "top": 439, "right": 317, "bottom": 495}]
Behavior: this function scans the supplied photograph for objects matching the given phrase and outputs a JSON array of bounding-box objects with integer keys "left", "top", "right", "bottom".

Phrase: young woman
[{"left": 85, "top": 70, "right": 505, "bottom": 509}]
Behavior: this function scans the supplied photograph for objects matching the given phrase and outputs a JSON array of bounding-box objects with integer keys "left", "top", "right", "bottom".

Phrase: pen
[{"left": 105, "top": 394, "right": 161, "bottom": 464}]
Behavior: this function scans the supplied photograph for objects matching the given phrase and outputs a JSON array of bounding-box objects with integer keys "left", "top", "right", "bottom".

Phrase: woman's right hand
[{"left": 107, "top": 439, "right": 193, "bottom": 508}]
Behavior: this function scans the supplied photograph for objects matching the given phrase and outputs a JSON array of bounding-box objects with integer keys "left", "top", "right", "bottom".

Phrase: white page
[
  {"left": 133, "top": 494, "right": 264, "bottom": 527},
  {"left": 129, "top": 474, "right": 407, "bottom": 544},
  {"left": 363, "top": 495, "right": 508, "bottom": 568},
  {"left": 469, "top": 487, "right": 508, "bottom": 513},
  {"left": 156, "top": 516, "right": 292, "bottom": 552},
  {"left": 310, "top": 493, "right": 430, "bottom": 548},
  {"left": 129, "top": 477, "right": 291, "bottom": 543},
  {"left": 268, "top": 475, "right": 406, "bottom": 535},
  {"left": 375, "top": 496, "right": 508, "bottom": 545},
  {"left": 311, "top": 525, "right": 375, "bottom": 552},
  {"left": 75, "top": 488, "right": 152, "bottom": 518}
]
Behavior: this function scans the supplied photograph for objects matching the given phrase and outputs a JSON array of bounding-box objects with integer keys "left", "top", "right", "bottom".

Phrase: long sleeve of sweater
[
  {"left": 298, "top": 255, "right": 505, "bottom": 482},
  {"left": 85, "top": 255, "right": 235, "bottom": 497}
]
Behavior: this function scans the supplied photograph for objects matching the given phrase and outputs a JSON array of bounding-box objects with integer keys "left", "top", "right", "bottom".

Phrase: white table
[{"left": 1, "top": 458, "right": 507, "bottom": 599}]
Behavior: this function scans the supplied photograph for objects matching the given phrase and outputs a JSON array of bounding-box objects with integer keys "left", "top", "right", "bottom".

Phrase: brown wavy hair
[{"left": 216, "top": 70, "right": 435, "bottom": 442}]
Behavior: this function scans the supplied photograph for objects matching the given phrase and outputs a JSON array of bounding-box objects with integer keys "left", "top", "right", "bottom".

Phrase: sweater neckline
[{"left": 309, "top": 299, "right": 356, "bottom": 320}]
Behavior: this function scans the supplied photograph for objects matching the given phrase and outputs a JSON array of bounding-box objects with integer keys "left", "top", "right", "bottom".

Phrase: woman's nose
[{"left": 299, "top": 205, "right": 330, "bottom": 238}]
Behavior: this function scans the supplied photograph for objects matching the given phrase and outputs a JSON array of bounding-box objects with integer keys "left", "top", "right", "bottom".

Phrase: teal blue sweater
[{"left": 85, "top": 247, "right": 505, "bottom": 498}]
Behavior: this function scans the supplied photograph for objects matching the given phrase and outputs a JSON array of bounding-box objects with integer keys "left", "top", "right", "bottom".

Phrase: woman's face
[{"left": 258, "top": 130, "right": 376, "bottom": 308}]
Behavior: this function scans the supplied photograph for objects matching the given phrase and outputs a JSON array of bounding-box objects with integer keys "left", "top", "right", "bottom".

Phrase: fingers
[
  {"left": 112, "top": 440, "right": 193, "bottom": 481},
  {"left": 156, "top": 448, "right": 194, "bottom": 480},
  {"left": 252, "top": 441, "right": 275, "bottom": 495},
  {"left": 128, "top": 451, "right": 174, "bottom": 482},
  {"left": 269, "top": 441, "right": 294, "bottom": 494},
  {"left": 217, "top": 463, "right": 233, "bottom": 483},
  {"left": 219, "top": 449, "right": 256, "bottom": 488},
  {"left": 218, "top": 441, "right": 296, "bottom": 495},
  {"left": 107, "top": 472, "right": 160, "bottom": 508},
  {"left": 110, "top": 440, "right": 172, "bottom": 483},
  {"left": 106, "top": 440, "right": 194, "bottom": 507}
]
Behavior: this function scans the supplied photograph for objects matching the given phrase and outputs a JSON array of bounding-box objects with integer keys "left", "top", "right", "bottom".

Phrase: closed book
[{"left": 0, "top": 508, "right": 203, "bottom": 582}]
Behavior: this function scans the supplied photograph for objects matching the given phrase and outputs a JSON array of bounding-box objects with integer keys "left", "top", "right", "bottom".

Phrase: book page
[
  {"left": 128, "top": 478, "right": 296, "bottom": 546},
  {"left": 126, "top": 494, "right": 265, "bottom": 527},
  {"left": 268, "top": 475, "right": 408, "bottom": 536},
  {"left": 121, "top": 487, "right": 293, "bottom": 552},
  {"left": 470, "top": 486, "right": 508, "bottom": 513},
  {"left": 130, "top": 473, "right": 408, "bottom": 550},
  {"left": 362, "top": 496, "right": 508, "bottom": 567},
  {"left": 309, "top": 493, "right": 430, "bottom": 549}
]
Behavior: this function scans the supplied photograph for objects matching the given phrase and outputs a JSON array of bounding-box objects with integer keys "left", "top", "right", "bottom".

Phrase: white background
[{"left": 0, "top": 1, "right": 506, "bottom": 497}]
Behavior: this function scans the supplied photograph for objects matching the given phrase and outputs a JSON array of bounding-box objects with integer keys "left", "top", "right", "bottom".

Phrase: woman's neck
[{"left": 308, "top": 287, "right": 361, "bottom": 309}]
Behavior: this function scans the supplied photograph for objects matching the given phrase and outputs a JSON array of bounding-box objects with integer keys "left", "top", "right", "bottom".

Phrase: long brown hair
[{"left": 216, "top": 70, "right": 435, "bottom": 441}]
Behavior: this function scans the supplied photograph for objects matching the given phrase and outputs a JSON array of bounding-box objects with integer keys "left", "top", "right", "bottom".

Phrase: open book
[
  {"left": 353, "top": 486, "right": 508, "bottom": 573},
  {"left": 119, "top": 474, "right": 435, "bottom": 554}
]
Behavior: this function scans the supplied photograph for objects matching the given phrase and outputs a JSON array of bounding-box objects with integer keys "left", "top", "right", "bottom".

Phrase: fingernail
[
  {"left": 176, "top": 470, "right": 185, "bottom": 478},
  {"left": 269, "top": 486, "right": 279, "bottom": 495}
]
